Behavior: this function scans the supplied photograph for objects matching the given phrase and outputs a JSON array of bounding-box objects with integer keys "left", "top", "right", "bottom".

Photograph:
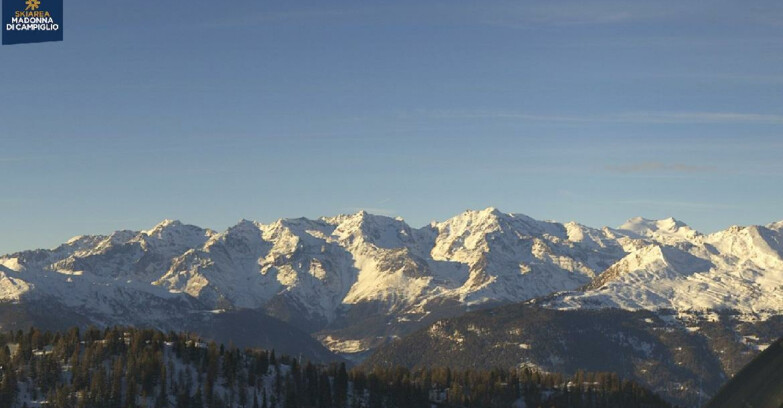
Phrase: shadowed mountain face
[{"left": 704, "top": 337, "right": 783, "bottom": 408}]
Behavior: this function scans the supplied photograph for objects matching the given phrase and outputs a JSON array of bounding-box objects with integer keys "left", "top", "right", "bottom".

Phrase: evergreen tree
[{"left": 335, "top": 362, "right": 348, "bottom": 408}]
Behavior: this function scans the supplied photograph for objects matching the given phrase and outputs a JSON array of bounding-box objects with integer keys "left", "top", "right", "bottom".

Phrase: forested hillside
[
  {"left": 362, "top": 304, "right": 739, "bottom": 406},
  {"left": 703, "top": 337, "right": 783, "bottom": 408},
  {"left": 0, "top": 327, "right": 671, "bottom": 408}
]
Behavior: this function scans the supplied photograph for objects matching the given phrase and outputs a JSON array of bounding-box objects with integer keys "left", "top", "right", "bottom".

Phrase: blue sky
[{"left": 2, "top": 0, "right": 783, "bottom": 253}]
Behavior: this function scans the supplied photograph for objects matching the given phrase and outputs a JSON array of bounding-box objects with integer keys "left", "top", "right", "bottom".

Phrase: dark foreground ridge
[
  {"left": 703, "top": 336, "right": 783, "bottom": 408},
  {"left": 0, "top": 326, "right": 672, "bottom": 407}
]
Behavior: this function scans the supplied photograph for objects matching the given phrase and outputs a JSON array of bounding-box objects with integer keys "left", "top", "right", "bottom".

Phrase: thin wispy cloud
[
  {"left": 477, "top": 1, "right": 698, "bottom": 28},
  {"left": 195, "top": 1, "right": 704, "bottom": 32},
  {"left": 654, "top": 73, "right": 783, "bottom": 85},
  {"left": 0, "top": 198, "right": 35, "bottom": 205},
  {"left": 420, "top": 110, "right": 783, "bottom": 125},
  {"left": 614, "top": 199, "right": 738, "bottom": 210},
  {"left": 745, "top": 3, "right": 783, "bottom": 27},
  {"left": 200, "top": 2, "right": 662, "bottom": 30},
  {"left": 477, "top": 1, "right": 783, "bottom": 29},
  {"left": 196, "top": 1, "right": 783, "bottom": 30},
  {"left": 201, "top": 7, "right": 368, "bottom": 29},
  {"left": 606, "top": 162, "right": 715, "bottom": 174},
  {"left": 0, "top": 157, "right": 28, "bottom": 163},
  {"left": 616, "top": 112, "right": 783, "bottom": 125}
]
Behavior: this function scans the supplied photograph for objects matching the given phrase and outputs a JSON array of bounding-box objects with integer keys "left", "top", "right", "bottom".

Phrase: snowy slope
[
  {"left": 549, "top": 221, "right": 783, "bottom": 318},
  {"left": 429, "top": 208, "right": 623, "bottom": 305},
  {"left": 1, "top": 208, "right": 782, "bottom": 354}
]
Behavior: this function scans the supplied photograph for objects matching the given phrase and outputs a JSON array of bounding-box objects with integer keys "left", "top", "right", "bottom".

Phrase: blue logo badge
[{"left": 3, "top": 0, "right": 63, "bottom": 45}]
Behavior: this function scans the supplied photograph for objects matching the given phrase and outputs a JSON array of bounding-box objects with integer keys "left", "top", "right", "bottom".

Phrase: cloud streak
[
  {"left": 478, "top": 1, "right": 783, "bottom": 29},
  {"left": 0, "top": 157, "right": 28, "bottom": 163},
  {"left": 616, "top": 112, "right": 783, "bottom": 125},
  {"left": 479, "top": 1, "right": 687, "bottom": 27},
  {"left": 606, "top": 162, "right": 715, "bottom": 174},
  {"left": 195, "top": 1, "right": 709, "bottom": 31},
  {"left": 614, "top": 199, "right": 738, "bottom": 210},
  {"left": 421, "top": 110, "right": 783, "bottom": 125},
  {"left": 200, "top": 7, "right": 369, "bottom": 29}
]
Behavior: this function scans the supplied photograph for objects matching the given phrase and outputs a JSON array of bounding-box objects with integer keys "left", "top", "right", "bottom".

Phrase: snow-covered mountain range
[
  {"left": 547, "top": 216, "right": 783, "bottom": 318},
  {"left": 1, "top": 208, "right": 782, "bottom": 356}
]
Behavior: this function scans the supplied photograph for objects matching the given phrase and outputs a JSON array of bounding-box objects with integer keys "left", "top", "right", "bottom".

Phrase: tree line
[{"left": 0, "top": 327, "right": 672, "bottom": 408}]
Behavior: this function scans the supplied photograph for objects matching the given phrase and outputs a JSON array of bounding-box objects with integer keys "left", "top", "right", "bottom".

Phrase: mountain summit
[{"left": 1, "top": 208, "right": 782, "bottom": 358}]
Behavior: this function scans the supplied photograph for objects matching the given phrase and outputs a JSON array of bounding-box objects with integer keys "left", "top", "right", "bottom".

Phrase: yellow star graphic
[{"left": 25, "top": 0, "right": 41, "bottom": 11}]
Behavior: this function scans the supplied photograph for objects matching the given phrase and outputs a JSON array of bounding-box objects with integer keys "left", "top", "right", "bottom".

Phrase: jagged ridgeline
[
  {"left": 2, "top": 209, "right": 782, "bottom": 363},
  {"left": 2, "top": 209, "right": 783, "bottom": 405},
  {"left": 0, "top": 326, "right": 671, "bottom": 408}
]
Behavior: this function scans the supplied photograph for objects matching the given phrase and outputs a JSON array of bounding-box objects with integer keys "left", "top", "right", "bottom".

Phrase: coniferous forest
[{"left": 0, "top": 327, "right": 673, "bottom": 408}]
